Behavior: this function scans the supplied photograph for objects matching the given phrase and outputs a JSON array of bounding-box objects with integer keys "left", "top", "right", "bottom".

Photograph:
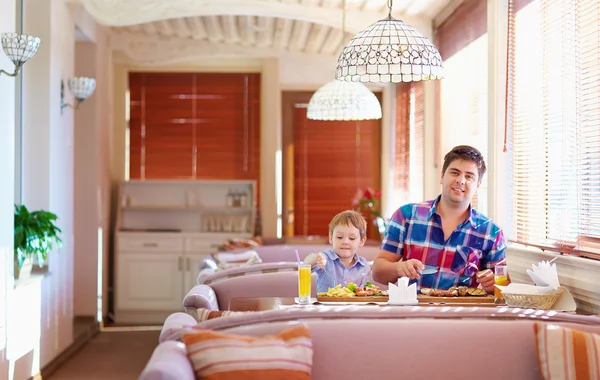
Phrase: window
[
  {"left": 292, "top": 104, "right": 382, "bottom": 237},
  {"left": 506, "top": 0, "right": 600, "bottom": 255},
  {"left": 435, "top": 0, "right": 489, "bottom": 214},
  {"left": 128, "top": 72, "right": 260, "bottom": 183},
  {"left": 393, "top": 82, "right": 424, "bottom": 206}
]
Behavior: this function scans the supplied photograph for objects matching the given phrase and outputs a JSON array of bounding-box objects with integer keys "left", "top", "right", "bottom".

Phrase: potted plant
[{"left": 14, "top": 204, "right": 62, "bottom": 279}]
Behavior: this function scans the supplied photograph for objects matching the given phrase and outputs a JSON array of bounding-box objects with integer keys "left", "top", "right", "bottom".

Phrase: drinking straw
[{"left": 295, "top": 249, "right": 301, "bottom": 265}]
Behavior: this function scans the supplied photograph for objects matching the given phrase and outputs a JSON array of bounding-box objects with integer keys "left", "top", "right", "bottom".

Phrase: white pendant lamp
[
  {"left": 307, "top": 80, "right": 382, "bottom": 121},
  {"left": 336, "top": 0, "right": 444, "bottom": 83},
  {"left": 307, "top": 0, "right": 382, "bottom": 121}
]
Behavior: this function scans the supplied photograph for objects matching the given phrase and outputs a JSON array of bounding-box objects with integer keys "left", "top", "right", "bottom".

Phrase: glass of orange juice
[
  {"left": 297, "top": 263, "right": 312, "bottom": 304},
  {"left": 494, "top": 265, "right": 509, "bottom": 299}
]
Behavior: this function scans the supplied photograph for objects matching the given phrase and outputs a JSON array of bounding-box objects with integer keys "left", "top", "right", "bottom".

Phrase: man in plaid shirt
[{"left": 372, "top": 145, "right": 506, "bottom": 292}]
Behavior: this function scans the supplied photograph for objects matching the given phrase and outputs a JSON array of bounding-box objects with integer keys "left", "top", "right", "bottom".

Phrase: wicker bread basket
[{"left": 502, "top": 288, "right": 562, "bottom": 310}]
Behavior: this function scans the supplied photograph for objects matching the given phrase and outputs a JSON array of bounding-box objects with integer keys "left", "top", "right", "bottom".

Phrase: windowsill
[
  {"left": 506, "top": 244, "right": 600, "bottom": 314},
  {"left": 14, "top": 265, "right": 51, "bottom": 289}
]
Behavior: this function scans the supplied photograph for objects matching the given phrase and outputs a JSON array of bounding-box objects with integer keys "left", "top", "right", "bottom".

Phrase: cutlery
[
  {"left": 420, "top": 268, "right": 437, "bottom": 275},
  {"left": 315, "top": 251, "right": 336, "bottom": 284}
]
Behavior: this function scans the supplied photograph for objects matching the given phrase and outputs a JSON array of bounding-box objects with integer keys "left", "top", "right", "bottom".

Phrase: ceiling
[{"left": 71, "top": 0, "right": 452, "bottom": 64}]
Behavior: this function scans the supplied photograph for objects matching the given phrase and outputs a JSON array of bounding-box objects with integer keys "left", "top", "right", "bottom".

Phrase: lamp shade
[
  {"left": 1, "top": 33, "right": 40, "bottom": 67},
  {"left": 336, "top": 15, "right": 444, "bottom": 83},
  {"left": 68, "top": 77, "right": 96, "bottom": 101},
  {"left": 307, "top": 80, "right": 382, "bottom": 121}
]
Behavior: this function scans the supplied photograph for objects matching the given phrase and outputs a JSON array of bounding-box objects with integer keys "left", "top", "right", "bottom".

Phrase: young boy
[{"left": 304, "top": 210, "right": 372, "bottom": 293}]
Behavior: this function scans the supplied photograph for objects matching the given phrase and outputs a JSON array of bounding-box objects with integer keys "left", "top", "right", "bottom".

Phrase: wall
[
  {"left": 72, "top": 18, "right": 112, "bottom": 319},
  {"left": 0, "top": 0, "right": 17, "bottom": 377},
  {"left": 0, "top": 1, "right": 111, "bottom": 378}
]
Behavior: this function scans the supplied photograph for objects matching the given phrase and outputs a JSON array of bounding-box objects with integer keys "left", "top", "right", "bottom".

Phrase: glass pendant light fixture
[
  {"left": 336, "top": 0, "right": 444, "bottom": 83},
  {"left": 307, "top": 0, "right": 382, "bottom": 121},
  {"left": 307, "top": 80, "right": 382, "bottom": 120}
]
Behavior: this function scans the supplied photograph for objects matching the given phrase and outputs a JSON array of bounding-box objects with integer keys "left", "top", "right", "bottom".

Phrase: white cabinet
[
  {"left": 113, "top": 180, "right": 256, "bottom": 324},
  {"left": 116, "top": 252, "right": 184, "bottom": 311}
]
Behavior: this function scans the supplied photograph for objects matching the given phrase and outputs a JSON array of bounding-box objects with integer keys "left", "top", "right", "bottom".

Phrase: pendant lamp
[
  {"left": 307, "top": 80, "right": 382, "bottom": 120},
  {"left": 336, "top": 0, "right": 444, "bottom": 83},
  {"left": 307, "top": 0, "right": 382, "bottom": 121}
]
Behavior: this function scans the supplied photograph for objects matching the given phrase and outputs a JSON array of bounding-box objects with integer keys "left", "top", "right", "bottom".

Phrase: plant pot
[{"left": 14, "top": 256, "right": 33, "bottom": 280}]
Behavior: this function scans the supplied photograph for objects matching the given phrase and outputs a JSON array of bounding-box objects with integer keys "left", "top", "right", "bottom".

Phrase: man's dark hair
[{"left": 442, "top": 145, "right": 487, "bottom": 181}]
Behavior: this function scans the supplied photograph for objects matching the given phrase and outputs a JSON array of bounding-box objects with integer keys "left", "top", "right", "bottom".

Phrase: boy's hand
[{"left": 316, "top": 252, "right": 327, "bottom": 268}]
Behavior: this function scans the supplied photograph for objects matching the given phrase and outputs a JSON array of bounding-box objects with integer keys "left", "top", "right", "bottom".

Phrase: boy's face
[{"left": 329, "top": 223, "right": 366, "bottom": 260}]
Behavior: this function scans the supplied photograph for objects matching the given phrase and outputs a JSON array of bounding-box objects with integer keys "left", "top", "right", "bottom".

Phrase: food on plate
[
  {"left": 420, "top": 286, "right": 487, "bottom": 297},
  {"left": 317, "top": 282, "right": 389, "bottom": 298},
  {"left": 466, "top": 287, "right": 487, "bottom": 296},
  {"left": 318, "top": 285, "right": 355, "bottom": 298}
]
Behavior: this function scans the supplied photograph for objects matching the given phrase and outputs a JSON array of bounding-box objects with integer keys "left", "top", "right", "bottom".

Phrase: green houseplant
[{"left": 14, "top": 204, "right": 62, "bottom": 279}]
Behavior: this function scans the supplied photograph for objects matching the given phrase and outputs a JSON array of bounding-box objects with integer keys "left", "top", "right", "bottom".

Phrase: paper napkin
[{"left": 388, "top": 277, "right": 418, "bottom": 306}]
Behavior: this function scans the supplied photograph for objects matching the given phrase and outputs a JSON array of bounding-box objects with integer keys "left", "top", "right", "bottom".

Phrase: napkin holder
[{"left": 387, "top": 277, "right": 418, "bottom": 306}]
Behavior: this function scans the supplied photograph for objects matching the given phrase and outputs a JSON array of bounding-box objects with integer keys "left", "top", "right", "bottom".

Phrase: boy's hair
[
  {"left": 328, "top": 210, "right": 367, "bottom": 240},
  {"left": 442, "top": 145, "right": 487, "bottom": 180}
]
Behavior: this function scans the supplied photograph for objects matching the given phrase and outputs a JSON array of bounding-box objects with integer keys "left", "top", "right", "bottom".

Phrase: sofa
[
  {"left": 197, "top": 262, "right": 300, "bottom": 285},
  {"left": 211, "top": 244, "right": 382, "bottom": 264},
  {"left": 184, "top": 270, "right": 318, "bottom": 312},
  {"left": 142, "top": 306, "right": 600, "bottom": 380}
]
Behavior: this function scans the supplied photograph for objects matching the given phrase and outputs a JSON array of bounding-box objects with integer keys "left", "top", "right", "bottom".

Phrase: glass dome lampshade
[
  {"left": 60, "top": 77, "right": 97, "bottom": 114},
  {"left": 68, "top": 77, "right": 96, "bottom": 102},
  {"left": 336, "top": 14, "right": 444, "bottom": 83},
  {"left": 307, "top": 80, "right": 382, "bottom": 121},
  {"left": 0, "top": 33, "right": 41, "bottom": 77}
]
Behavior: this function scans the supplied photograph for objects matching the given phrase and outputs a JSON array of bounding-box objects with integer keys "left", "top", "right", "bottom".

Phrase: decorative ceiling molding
[
  {"left": 72, "top": 0, "right": 430, "bottom": 35},
  {"left": 111, "top": 32, "right": 335, "bottom": 66}
]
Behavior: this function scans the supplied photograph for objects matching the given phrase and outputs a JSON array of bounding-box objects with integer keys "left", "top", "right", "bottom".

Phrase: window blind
[
  {"left": 292, "top": 106, "right": 382, "bottom": 237},
  {"left": 128, "top": 72, "right": 260, "bottom": 183},
  {"left": 506, "top": 0, "right": 600, "bottom": 257},
  {"left": 393, "top": 82, "right": 424, "bottom": 206},
  {"left": 435, "top": 0, "right": 489, "bottom": 213}
]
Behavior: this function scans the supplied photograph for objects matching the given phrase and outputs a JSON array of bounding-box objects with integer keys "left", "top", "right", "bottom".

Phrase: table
[
  {"left": 230, "top": 297, "right": 296, "bottom": 311},
  {"left": 229, "top": 296, "right": 502, "bottom": 312}
]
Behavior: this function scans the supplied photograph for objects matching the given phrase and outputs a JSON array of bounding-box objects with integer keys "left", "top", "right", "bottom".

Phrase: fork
[{"left": 315, "top": 251, "right": 337, "bottom": 285}]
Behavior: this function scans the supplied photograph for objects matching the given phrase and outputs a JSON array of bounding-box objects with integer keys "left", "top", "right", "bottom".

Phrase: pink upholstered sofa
[
  {"left": 197, "top": 262, "right": 300, "bottom": 285},
  {"left": 141, "top": 307, "right": 600, "bottom": 380},
  {"left": 184, "top": 271, "right": 318, "bottom": 311},
  {"left": 215, "top": 244, "right": 382, "bottom": 263}
]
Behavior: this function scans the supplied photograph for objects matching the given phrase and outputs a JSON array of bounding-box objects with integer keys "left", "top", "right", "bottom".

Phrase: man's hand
[
  {"left": 316, "top": 252, "right": 327, "bottom": 268},
  {"left": 396, "top": 259, "right": 425, "bottom": 280},
  {"left": 476, "top": 269, "right": 495, "bottom": 293}
]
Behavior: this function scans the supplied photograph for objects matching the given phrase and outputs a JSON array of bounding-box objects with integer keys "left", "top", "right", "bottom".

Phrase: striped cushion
[
  {"left": 534, "top": 323, "right": 600, "bottom": 380},
  {"left": 182, "top": 326, "right": 313, "bottom": 380}
]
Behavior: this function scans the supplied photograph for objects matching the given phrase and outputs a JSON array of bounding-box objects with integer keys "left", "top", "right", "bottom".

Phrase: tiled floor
[{"left": 46, "top": 329, "right": 160, "bottom": 380}]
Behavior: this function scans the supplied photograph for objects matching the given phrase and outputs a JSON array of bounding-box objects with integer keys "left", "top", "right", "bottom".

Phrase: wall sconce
[
  {"left": 60, "top": 77, "right": 96, "bottom": 114},
  {"left": 0, "top": 33, "right": 41, "bottom": 77}
]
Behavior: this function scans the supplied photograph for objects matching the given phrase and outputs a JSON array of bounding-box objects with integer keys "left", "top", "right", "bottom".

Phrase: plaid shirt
[{"left": 381, "top": 196, "right": 506, "bottom": 289}]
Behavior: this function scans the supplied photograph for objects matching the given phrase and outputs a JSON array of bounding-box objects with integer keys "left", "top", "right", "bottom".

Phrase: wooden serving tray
[
  {"left": 418, "top": 295, "right": 495, "bottom": 304},
  {"left": 316, "top": 295, "right": 496, "bottom": 304},
  {"left": 317, "top": 296, "right": 389, "bottom": 303}
]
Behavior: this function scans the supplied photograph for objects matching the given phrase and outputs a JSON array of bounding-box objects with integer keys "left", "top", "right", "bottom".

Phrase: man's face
[{"left": 440, "top": 159, "right": 481, "bottom": 207}]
